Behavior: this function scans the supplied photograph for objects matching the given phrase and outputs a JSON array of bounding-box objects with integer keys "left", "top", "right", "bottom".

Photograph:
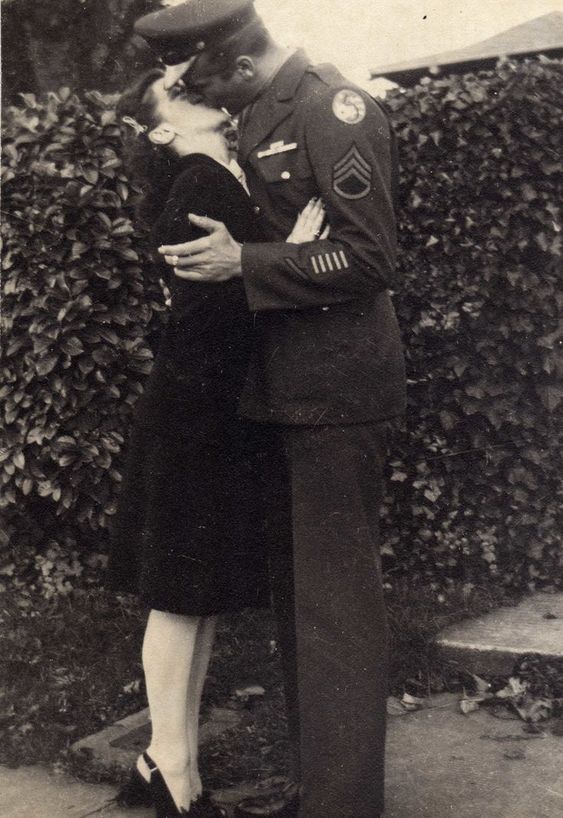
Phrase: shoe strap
[{"left": 141, "top": 751, "right": 158, "bottom": 773}]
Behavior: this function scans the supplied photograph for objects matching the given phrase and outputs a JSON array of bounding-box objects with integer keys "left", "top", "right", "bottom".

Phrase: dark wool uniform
[
  {"left": 239, "top": 51, "right": 405, "bottom": 426},
  {"left": 235, "top": 50, "right": 406, "bottom": 818},
  {"left": 134, "top": 4, "right": 406, "bottom": 816}
]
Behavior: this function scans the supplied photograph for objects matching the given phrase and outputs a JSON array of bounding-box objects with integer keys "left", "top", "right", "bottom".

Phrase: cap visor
[{"left": 163, "top": 58, "right": 196, "bottom": 90}]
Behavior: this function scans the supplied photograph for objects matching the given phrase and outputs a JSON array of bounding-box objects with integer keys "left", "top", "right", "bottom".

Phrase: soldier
[{"left": 134, "top": 2, "right": 406, "bottom": 816}]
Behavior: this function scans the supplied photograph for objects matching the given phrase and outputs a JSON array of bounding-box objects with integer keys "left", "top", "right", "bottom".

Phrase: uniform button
[
  {"left": 253, "top": 205, "right": 261, "bottom": 214},
  {"left": 281, "top": 171, "right": 291, "bottom": 180},
  {"left": 322, "top": 306, "right": 330, "bottom": 312}
]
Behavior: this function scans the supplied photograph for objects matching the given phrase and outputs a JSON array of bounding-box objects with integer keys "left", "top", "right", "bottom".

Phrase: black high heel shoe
[
  {"left": 140, "top": 753, "right": 227, "bottom": 818},
  {"left": 143, "top": 751, "right": 190, "bottom": 818}
]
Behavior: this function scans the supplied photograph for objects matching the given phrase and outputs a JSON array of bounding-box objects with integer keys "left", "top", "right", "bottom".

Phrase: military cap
[{"left": 135, "top": 0, "right": 257, "bottom": 89}]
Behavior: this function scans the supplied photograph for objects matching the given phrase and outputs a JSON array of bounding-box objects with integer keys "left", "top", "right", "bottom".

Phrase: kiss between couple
[{"left": 109, "top": 2, "right": 406, "bottom": 818}]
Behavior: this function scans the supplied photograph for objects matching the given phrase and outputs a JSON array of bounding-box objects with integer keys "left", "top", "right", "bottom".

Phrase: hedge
[
  {"left": 382, "top": 56, "right": 562, "bottom": 592},
  {"left": 1, "top": 57, "right": 562, "bottom": 595},
  {"left": 0, "top": 88, "right": 165, "bottom": 590}
]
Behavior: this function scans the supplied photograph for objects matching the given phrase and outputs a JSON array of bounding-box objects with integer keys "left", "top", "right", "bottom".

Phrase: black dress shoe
[
  {"left": 142, "top": 751, "right": 192, "bottom": 817},
  {"left": 115, "top": 758, "right": 226, "bottom": 818},
  {"left": 234, "top": 783, "right": 299, "bottom": 818}
]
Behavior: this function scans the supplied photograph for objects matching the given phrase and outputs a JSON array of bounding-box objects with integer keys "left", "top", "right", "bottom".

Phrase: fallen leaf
[
  {"left": 496, "top": 677, "right": 528, "bottom": 699},
  {"left": 400, "top": 692, "right": 425, "bottom": 711},
  {"left": 513, "top": 698, "right": 553, "bottom": 723},
  {"left": 503, "top": 747, "right": 526, "bottom": 760},
  {"left": 387, "top": 697, "right": 408, "bottom": 716},
  {"left": 489, "top": 706, "right": 521, "bottom": 721},
  {"left": 471, "top": 674, "right": 491, "bottom": 694},
  {"left": 234, "top": 685, "right": 266, "bottom": 700},
  {"left": 460, "top": 698, "right": 480, "bottom": 715}
]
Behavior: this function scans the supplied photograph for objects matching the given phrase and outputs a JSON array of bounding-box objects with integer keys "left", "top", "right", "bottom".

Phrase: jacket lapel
[{"left": 238, "top": 50, "right": 310, "bottom": 165}]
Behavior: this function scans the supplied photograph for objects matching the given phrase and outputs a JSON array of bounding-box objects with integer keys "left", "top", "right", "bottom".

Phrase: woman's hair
[{"left": 117, "top": 68, "right": 181, "bottom": 225}]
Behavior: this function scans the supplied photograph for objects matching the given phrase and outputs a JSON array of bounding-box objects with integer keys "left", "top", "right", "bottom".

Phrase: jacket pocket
[{"left": 251, "top": 147, "right": 313, "bottom": 185}]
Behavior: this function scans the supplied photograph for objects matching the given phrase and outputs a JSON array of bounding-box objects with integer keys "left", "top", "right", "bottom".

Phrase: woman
[{"left": 109, "top": 68, "right": 327, "bottom": 818}]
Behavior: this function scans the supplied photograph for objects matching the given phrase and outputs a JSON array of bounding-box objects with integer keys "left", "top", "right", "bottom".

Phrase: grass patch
[{"left": 0, "top": 580, "right": 517, "bottom": 785}]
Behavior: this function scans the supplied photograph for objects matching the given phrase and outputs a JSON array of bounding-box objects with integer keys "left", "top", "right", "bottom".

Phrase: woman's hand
[{"left": 286, "top": 198, "right": 330, "bottom": 244}]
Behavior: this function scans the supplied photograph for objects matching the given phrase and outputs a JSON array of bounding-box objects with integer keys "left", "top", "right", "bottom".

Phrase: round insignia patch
[{"left": 332, "top": 89, "right": 366, "bottom": 125}]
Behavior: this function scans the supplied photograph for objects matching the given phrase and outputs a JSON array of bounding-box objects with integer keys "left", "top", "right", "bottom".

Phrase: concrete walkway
[{"left": 2, "top": 694, "right": 562, "bottom": 818}]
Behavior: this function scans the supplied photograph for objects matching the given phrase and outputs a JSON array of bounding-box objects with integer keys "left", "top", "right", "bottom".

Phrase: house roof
[{"left": 370, "top": 12, "right": 563, "bottom": 86}]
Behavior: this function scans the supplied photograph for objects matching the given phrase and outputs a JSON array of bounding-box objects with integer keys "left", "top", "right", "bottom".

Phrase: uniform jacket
[{"left": 238, "top": 50, "right": 406, "bottom": 425}]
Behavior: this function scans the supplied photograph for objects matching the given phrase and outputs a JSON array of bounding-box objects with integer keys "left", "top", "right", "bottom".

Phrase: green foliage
[
  {"left": 1, "top": 88, "right": 165, "bottom": 573},
  {"left": 1, "top": 57, "right": 561, "bottom": 595},
  {"left": 383, "top": 56, "right": 562, "bottom": 592}
]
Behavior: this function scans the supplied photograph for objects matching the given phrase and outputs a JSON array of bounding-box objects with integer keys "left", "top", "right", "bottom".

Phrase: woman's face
[{"left": 148, "top": 77, "right": 229, "bottom": 141}]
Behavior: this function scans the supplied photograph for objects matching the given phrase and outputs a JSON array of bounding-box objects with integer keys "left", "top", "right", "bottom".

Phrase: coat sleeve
[
  {"left": 241, "top": 86, "right": 399, "bottom": 312},
  {"left": 152, "top": 167, "right": 212, "bottom": 269}
]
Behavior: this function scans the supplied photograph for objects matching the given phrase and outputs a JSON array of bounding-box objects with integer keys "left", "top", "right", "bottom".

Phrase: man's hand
[{"left": 159, "top": 214, "right": 242, "bottom": 282}]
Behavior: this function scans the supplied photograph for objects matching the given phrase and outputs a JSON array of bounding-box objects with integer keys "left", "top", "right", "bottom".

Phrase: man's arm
[{"left": 162, "top": 88, "right": 398, "bottom": 310}]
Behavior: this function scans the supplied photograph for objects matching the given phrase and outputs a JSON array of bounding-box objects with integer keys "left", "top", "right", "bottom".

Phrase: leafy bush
[
  {"left": 1, "top": 88, "right": 165, "bottom": 585},
  {"left": 382, "top": 56, "right": 562, "bottom": 592},
  {"left": 1, "top": 57, "right": 561, "bottom": 594}
]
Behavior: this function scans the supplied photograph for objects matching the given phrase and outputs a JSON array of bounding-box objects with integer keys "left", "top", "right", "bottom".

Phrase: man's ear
[
  {"left": 148, "top": 124, "right": 175, "bottom": 146},
  {"left": 235, "top": 55, "right": 255, "bottom": 81}
]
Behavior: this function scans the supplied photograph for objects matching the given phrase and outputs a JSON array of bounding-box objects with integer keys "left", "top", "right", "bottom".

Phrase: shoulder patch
[
  {"left": 332, "top": 89, "right": 366, "bottom": 125},
  {"left": 332, "top": 144, "right": 372, "bottom": 200}
]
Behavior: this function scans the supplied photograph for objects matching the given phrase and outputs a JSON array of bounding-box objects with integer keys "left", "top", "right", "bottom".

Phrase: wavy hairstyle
[{"left": 116, "top": 68, "right": 182, "bottom": 226}]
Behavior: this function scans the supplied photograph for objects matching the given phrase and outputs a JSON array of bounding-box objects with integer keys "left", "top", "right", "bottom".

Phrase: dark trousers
[{"left": 264, "top": 422, "right": 390, "bottom": 818}]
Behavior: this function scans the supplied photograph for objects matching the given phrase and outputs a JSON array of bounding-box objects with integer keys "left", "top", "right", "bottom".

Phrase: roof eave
[{"left": 371, "top": 45, "right": 563, "bottom": 87}]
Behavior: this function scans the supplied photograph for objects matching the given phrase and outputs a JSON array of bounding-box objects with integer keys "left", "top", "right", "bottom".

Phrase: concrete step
[
  {"left": 436, "top": 592, "right": 563, "bottom": 676},
  {"left": 71, "top": 706, "right": 241, "bottom": 771}
]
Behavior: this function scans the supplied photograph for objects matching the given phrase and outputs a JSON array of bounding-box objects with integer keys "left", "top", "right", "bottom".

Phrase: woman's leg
[
  {"left": 186, "top": 616, "right": 218, "bottom": 799},
  {"left": 140, "top": 609, "right": 200, "bottom": 811}
]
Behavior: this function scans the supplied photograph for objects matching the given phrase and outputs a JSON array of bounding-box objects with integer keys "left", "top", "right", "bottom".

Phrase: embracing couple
[{"left": 109, "top": 1, "right": 406, "bottom": 817}]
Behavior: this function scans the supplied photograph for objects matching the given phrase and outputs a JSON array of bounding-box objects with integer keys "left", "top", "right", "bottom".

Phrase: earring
[{"left": 148, "top": 126, "right": 175, "bottom": 146}]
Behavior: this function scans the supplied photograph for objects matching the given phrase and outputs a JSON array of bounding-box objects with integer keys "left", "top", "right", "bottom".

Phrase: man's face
[{"left": 182, "top": 52, "right": 254, "bottom": 115}]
